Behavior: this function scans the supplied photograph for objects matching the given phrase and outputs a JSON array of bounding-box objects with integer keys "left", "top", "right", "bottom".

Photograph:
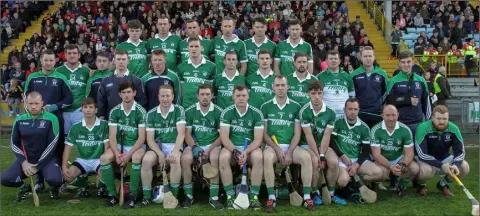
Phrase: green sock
[
  {"left": 266, "top": 187, "right": 275, "bottom": 196},
  {"left": 143, "top": 186, "right": 152, "bottom": 199},
  {"left": 312, "top": 186, "right": 319, "bottom": 194},
  {"left": 398, "top": 178, "right": 410, "bottom": 189},
  {"left": 210, "top": 184, "right": 219, "bottom": 199},
  {"left": 129, "top": 163, "right": 141, "bottom": 197},
  {"left": 70, "top": 175, "right": 89, "bottom": 188},
  {"left": 303, "top": 187, "right": 311, "bottom": 195},
  {"left": 170, "top": 183, "right": 180, "bottom": 197},
  {"left": 184, "top": 182, "right": 193, "bottom": 198},
  {"left": 98, "top": 180, "right": 106, "bottom": 189},
  {"left": 250, "top": 185, "right": 260, "bottom": 198},
  {"left": 328, "top": 186, "right": 336, "bottom": 196},
  {"left": 100, "top": 164, "right": 117, "bottom": 196},
  {"left": 224, "top": 184, "right": 235, "bottom": 197}
]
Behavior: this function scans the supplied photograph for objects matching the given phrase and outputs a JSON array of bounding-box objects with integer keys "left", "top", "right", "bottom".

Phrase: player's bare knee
[
  {"left": 181, "top": 151, "right": 193, "bottom": 167},
  {"left": 404, "top": 162, "right": 420, "bottom": 178},
  {"left": 209, "top": 149, "right": 220, "bottom": 166},
  {"left": 250, "top": 149, "right": 263, "bottom": 166},
  {"left": 337, "top": 173, "right": 350, "bottom": 188},
  {"left": 263, "top": 149, "right": 276, "bottom": 166},
  {"left": 100, "top": 151, "right": 114, "bottom": 164},
  {"left": 219, "top": 150, "right": 231, "bottom": 170},
  {"left": 132, "top": 149, "right": 145, "bottom": 163},
  {"left": 298, "top": 152, "right": 312, "bottom": 166},
  {"left": 141, "top": 152, "right": 157, "bottom": 167},
  {"left": 417, "top": 163, "right": 435, "bottom": 181}
]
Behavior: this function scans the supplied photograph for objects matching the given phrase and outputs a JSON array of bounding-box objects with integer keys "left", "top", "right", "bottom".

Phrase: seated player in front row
[
  {"left": 141, "top": 84, "right": 185, "bottom": 206},
  {"left": 62, "top": 97, "right": 110, "bottom": 199},
  {"left": 1, "top": 92, "right": 62, "bottom": 200},
  {"left": 181, "top": 84, "right": 224, "bottom": 209},
  {"left": 262, "top": 75, "right": 315, "bottom": 212},
  {"left": 219, "top": 85, "right": 264, "bottom": 210},
  {"left": 99, "top": 81, "right": 146, "bottom": 208},
  {"left": 370, "top": 105, "right": 419, "bottom": 196},
  {"left": 414, "top": 105, "right": 470, "bottom": 196}
]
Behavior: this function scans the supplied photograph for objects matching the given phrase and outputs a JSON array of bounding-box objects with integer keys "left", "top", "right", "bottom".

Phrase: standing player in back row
[
  {"left": 116, "top": 20, "right": 149, "bottom": 78},
  {"left": 178, "top": 19, "right": 212, "bottom": 63},
  {"left": 287, "top": 52, "right": 318, "bottom": 106},
  {"left": 246, "top": 50, "right": 275, "bottom": 109},
  {"left": 147, "top": 16, "right": 182, "bottom": 72},
  {"left": 211, "top": 17, "right": 248, "bottom": 75},
  {"left": 244, "top": 17, "right": 276, "bottom": 77},
  {"left": 274, "top": 19, "right": 313, "bottom": 76},
  {"left": 317, "top": 50, "right": 355, "bottom": 118},
  {"left": 177, "top": 36, "right": 216, "bottom": 108},
  {"left": 213, "top": 51, "right": 246, "bottom": 109},
  {"left": 86, "top": 52, "right": 113, "bottom": 104}
]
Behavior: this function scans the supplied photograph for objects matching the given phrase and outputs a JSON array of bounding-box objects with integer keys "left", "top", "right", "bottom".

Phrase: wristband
[{"left": 320, "top": 153, "right": 325, "bottom": 157}]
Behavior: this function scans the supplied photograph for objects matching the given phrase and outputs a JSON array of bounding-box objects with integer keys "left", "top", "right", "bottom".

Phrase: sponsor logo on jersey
[
  {"left": 156, "top": 127, "right": 176, "bottom": 133},
  {"left": 185, "top": 77, "right": 207, "bottom": 83},
  {"left": 269, "top": 119, "right": 292, "bottom": 126},
  {"left": 290, "top": 90, "right": 308, "bottom": 98},
  {"left": 215, "top": 49, "right": 227, "bottom": 57},
  {"left": 325, "top": 85, "right": 347, "bottom": 91},
  {"left": 338, "top": 132, "right": 359, "bottom": 146},
  {"left": 34, "top": 80, "right": 43, "bottom": 83},
  {"left": 251, "top": 86, "right": 273, "bottom": 94},
  {"left": 193, "top": 125, "right": 215, "bottom": 132},
  {"left": 381, "top": 145, "right": 401, "bottom": 151},
  {"left": 119, "top": 125, "right": 137, "bottom": 132},
  {"left": 280, "top": 54, "right": 294, "bottom": 62},
  {"left": 78, "top": 140, "right": 103, "bottom": 147},
  {"left": 70, "top": 80, "right": 86, "bottom": 87},
  {"left": 231, "top": 125, "right": 250, "bottom": 133},
  {"left": 219, "top": 90, "right": 233, "bottom": 97}
]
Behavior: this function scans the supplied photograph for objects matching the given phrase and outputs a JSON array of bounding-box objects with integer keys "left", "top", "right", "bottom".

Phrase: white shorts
[
  {"left": 161, "top": 143, "right": 184, "bottom": 156},
  {"left": 415, "top": 155, "right": 454, "bottom": 175},
  {"left": 73, "top": 158, "right": 100, "bottom": 174},
  {"left": 339, "top": 158, "right": 358, "bottom": 169},
  {"left": 63, "top": 110, "right": 84, "bottom": 135},
  {"left": 265, "top": 144, "right": 290, "bottom": 152},
  {"left": 185, "top": 144, "right": 220, "bottom": 152},
  {"left": 117, "top": 144, "right": 146, "bottom": 153}
]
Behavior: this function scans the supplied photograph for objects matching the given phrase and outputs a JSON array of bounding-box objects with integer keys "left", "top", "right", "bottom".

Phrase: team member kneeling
[
  {"left": 99, "top": 81, "right": 147, "bottom": 208},
  {"left": 63, "top": 97, "right": 110, "bottom": 199},
  {"left": 299, "top": 80, "right": 346, "bottom": 205},
  {"left": 141, "top": 84, "right": 185, "bottom": 206},
  {"left": 262, "top": 75, "right": 315, "bottom": 212},
  {"left": 219, "top": 85, "right": 264, "bottom": 210},
  {"left": 181, "top": 84, "right": 223, "bottom": 209},
  {"left": 415, "top": 105, "right": 469, "bottom": 196},
  {"left": 330, "top": 98, "right": 384, "bottom": 199},
  {"left": 370, "top": 105, "right": 419, "bottom": 196}
]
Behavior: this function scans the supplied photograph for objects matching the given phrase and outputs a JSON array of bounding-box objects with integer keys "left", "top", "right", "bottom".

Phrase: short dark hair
[
  {"left": 294, "top": 52, "right": 308, "bottom": 61},
  {"left": 118, "top": 80, "right": 136, "bottom": 93},
  {"left": 197, "top": 84, "right": 213, "bottom": 94},
  {"left": 96, "top": 51, "right": 110, "bottom": 59},
  {"left": 185, "top": 19, "right": 199, "bottom": 25},
  {"left": 115, "top": 50, "right": 128, "bottom": 56},
  {"left": 274, "top": 75, "right": 287, "bottom": 85},
  {"left": 127, "top": 20, "right": 142, "bottom": 29},
  {"left": 398, "top": 51, "right": 413, "bottom": 60},
  {"left": 40, "top": 49, "right": 56, "bottom": 59},
  {"left": 288, "top": 19, "right": 302, "bottom": 28},
  {"left": 233, "top": 84, "right": 248, "bottom": 94},
  {"left": 222, "top": 17, "right": 236, "bottom": 25},
  {"left": 327, "top": 50, "right": 339, "bottom": 57},
  {"left": 151, "top": 49, "right": 166, "bottom": 57},
  {"left": 159, "top": 84, "right": 174, "bottom": 94},
  {"left": 188, "top": 36, "right": 201, "bottom": 44},
  {"left": 253, "top": 17, "right": 267, "bottom": 25},
  {"left": 257, "top": 49, "right": 272, "bottom": 58},
  {"left": 224, "top": 51, "right": 238, "bottom": 60},
  {"left": 81, "top": 97, "right": 97, "bottom": 108},
  {"left": 65, "top": 44, "right": 79, "bottom": 52},
  {"left": 308, "top": 80, "right": 324, "bottom": 92},
  {"left": 344, "top": 98, "right": 359, "bottom": 108}
]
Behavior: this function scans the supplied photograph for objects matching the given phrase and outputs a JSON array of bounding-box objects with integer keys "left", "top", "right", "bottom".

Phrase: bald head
[
  {"left": 26, "top": 91, "right": 44, "bottom": 116},
  {"left": 383, "top": 105, "right": 398, "bottom": 114},
  {"left": 382, "top": 104, "right": 399, "bottom": 129},
  {"left": 27, "top": 91, "right": 43, "bottom": 101}
]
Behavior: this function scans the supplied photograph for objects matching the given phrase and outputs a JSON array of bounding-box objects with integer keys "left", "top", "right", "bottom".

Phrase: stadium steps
[
  {"left": 447, "top": 78, "right": 479, "bottom": 133},
  {"left": 0, "top": 1, "right": 62, "bottom": 65},
  {"left": 346, "top": 1, "right": 398, "bottom": 76}
]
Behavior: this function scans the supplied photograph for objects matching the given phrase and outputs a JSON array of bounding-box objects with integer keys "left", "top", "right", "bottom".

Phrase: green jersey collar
[
  {"left": 273, "top": 97, "right": 291, "bottom": 110},
  {"left": 114, "top": 69, "right": 130, "bottom": 77},
  {"left": 82, "top": 117, "right": 101, "bottom": 132},
  {"left": 286, "top": 37, "right": 304, "bottom": 48},
  {"left": 187, "top": 56, "right": 207, "bottom": 68},
  {"left": 293, "top": 71, "right": 312, "bottom": 82},
  {"left": 25, "top": 108, "right": 47, "bottom": 119},
  {"left": 196, "top": 102, "right": 214, "bottom": 116},
  {"left": 155, "top": 32, "right": 173, "bottom": 41},
  {"left": 235, "top": 104, "right": 250, "bottom": 118},
  {"left": 221, "top": 35, "right": 240, "bottom": 43},
  {"left": 157, "top": 104, "right": 175, "bottom": 119},
  {"left": 309, "top": 101, "right": 327, "bottom": 116},
  {"left": 126, "top": 38, "right": 143, "bottom": 46},
  {"left": 252, "top": 36, "right": 269, "bottom": 47},
  {"left": 221, "top": 70, "right": 240, "bottom": 82},
  {"left": 64, "top": 63, "right": 83, "bottom": 73},
  {"left": 344, "top": 116, "right": 361, "bottom": 129},
  {"left": 256, "top": 69, "right": 274, "bottom": 79},
  {"left": 381, "top": 120, "right": 400, "bottom": 136}
]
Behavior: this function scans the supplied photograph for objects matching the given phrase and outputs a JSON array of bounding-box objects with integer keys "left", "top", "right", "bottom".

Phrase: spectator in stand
[
  {"left": 25, "top": 62, "right": 38, "bottom": 80},
  {"left": 414, "top": 13, "right": 425, "bottom": 28},
  {"left": 351, "top": 15, "right": 364, "bottom": 29},
  {"left": 419, "top": 4, "right": 430, "bottom": 24},
  {"left": 464, "top": 15, "right": 476, "bottom": 34},
  {"left": 5, "top": 62, "right": 25, "bottom": 89},
  {"left": 414, "top": 37, "right": 427, "bottom": 55},
  {"left": 396, "top": 14, "right": 407, "bottom": 30},
  {"left": 390, "top": 25, "right": 402, "bottom": 59},
  {"left": 359, "top": 36, "right": 374, "bottom": 49},
  {"left": 6, "top": 78, "right": 23, "bottom": 117},
  {"left": 1, "top": 64, "right": 9, "bottom": 87},
  {"left": 451, "top": 23, "right": 466, "bottom": 48},
  {"left": 343, "top": 29, "right": 354, "bottom": 47}
]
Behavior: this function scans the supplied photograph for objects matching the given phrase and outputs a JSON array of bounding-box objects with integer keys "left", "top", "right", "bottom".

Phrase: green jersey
[
  {"left": 55, "top": 63, "right": 90, "bottom": 112},
  {"left": 246, "top": 70, "right": 275, "bottom": 108},
  {"left": 177, "top": 57, "right": 216, "bottom": 108},
  {"left": 65, "top": 118, "right": 109, "bottom": 160},
  {"left": 145, "top": 104, "right": 186, "bottom": 144},
  {"left": 244, "top": 37, "right": 276, "bottom": 77},
  {"left": 185, "top": 102, "right": 223, "bottom": 146},
  {"left": 178, "top": 36, "right": 212, "bottom": 63},
  {"left": 108, "top": 101, "right": 146, "bottom": 147},
  {"left": 331, "top": 117, "right": 370, "bottom": 159},
  {"left": 317, "top": 69, "right": 354, "bottom": 117},
  {"left": 261, "top": 97, "right": 301, "bottom": 145},
  {"left": 287, "top": 72, "right": 318, "bottom": 106},
  {"left": 147, "top": 33, "right": 182, "bottom": 71},
  {"left": 85, "top": 69, "right": 112, "bottom": 99},
  {"left": 213, "top": 71, "right": 246, "bottom": 109},
  {"left": 211, "top": 35, "right": 248, "bottom": 74},
  {"left": 274, "top": 38, "right": 313, "bottom": 76},
  {"left": 220, "top": 104, "right": 264, "bottom": 147},
  {"left": 116, "top": 39, "right": 149, "bottom": 78},
  {"left": 370, "top": 121, "right": 413, "bottom": 161},
  {"left": 299, "top": 102, "right": 337, "bottom": 146}
]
